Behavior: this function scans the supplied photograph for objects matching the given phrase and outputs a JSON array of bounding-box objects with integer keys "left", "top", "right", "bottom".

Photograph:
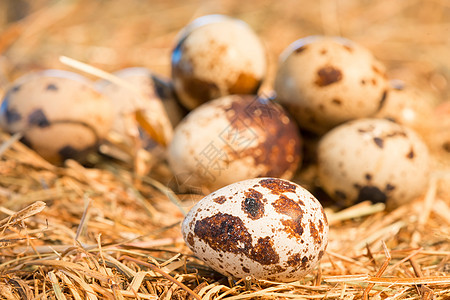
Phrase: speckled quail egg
[
  {"left": 0, "top": 70, "right": 113, "bottom": 164},
  {"left": 182, "top": 177, "right": 328, "bottom": 282},
  {"left": 96, "top": 67, "right": 183, "bottom": 147},
  {"left": 373, "top": 80, "right": 434, "bottom": 137},
  {"left": 168, "top": 94, "right": 302, "bottom": 191},
  {"left": 171, "top": 14, "right": 267, "bottom": 110},
  {"left": 317, "top": 118, "right": 430, "bottom": 209},
  {"left": 274, "top": 36, "right": 389, "bottom": 134}
]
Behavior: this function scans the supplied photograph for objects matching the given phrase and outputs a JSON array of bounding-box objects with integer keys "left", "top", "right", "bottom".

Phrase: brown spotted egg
[
  {"left": 317, "top": 118, "right": 430, "bottom": 209},
  {"left": 274, "top": 36, "right": 388, "bottom": 134},
  {"left": 96, "top": 67, "right": 183, "bottom": 147},
  {"left": 168, "top": 94, "right": 302, "bottom": 191},
  {"left": 373, "top": 80, "right": 434, "bottom": 137},
  {"left": 171, "top": 14, "right": 266, "bottom": 110},
  {"left": 0, "top": 70, "right": 113, "bottom": 164},
  {"left": 182, "top": 177, "right": 328, "bottom": 282}
]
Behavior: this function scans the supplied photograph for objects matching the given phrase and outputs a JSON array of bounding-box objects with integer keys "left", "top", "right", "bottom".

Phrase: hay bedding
[{"left": 0, "top": 0, "right": 449, "bottom": 299}]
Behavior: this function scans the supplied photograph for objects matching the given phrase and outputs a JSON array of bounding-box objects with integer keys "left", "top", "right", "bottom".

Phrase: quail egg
[
  {"left": 96, "top": 67, "right": 182, "bottom": 147},
  {"left": 274, "top": 36, "right": 389, "bottom": 134},
  {"left": 168, "top": 94, "right": 302, "bottom": 191},
  {"left": 0, "top": 70, "right": 113, "bottom": 164},
  {"left": 171, "top": 14, "right": 266, "bottom": 110},
  {"left": 182, "top": 177, "right": 328, "bottom": 282},
  {"left": 317, "top": 118, "right": 430, "bottom": 209}
]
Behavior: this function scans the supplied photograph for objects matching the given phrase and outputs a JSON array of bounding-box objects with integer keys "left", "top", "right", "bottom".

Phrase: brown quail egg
[
  {"left": 374, "top": 80, "right": 434, "bottom": 136},
  {"left": 171, "top": 14, "right": 266, "bottom": 110},
  {"left": 168, "top": 94, "right": 302, "bottom": 191},
  {"left": 274, "top": 36, "right": 389, "bottom": 134},
  {"left": 96, "top": 67, "right": 182, "bottom": 147},
  {"left": 0, "top": 70, "right": 113, "bottom": 164},
  {"left": 317, "top": 118, "right": 430, "bottom": 209},
  {"left": 182, "top": 177, "right": 328, "bottom": 282}
]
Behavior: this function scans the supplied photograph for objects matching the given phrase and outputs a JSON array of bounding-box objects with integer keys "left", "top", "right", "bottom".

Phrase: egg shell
[
  {"left": 373, "top": 80, "right": 434, "bottom": 137},
  {"left": 168, "top": 94, "right": 302, "bottom": 191},
  {"left": 317, "top": 118, "right": 430, "bottom": 209},
  {"left": 274, "top": 36, "right": 388, "bottom": 134},
  {"left": 0, "top": 70, "right": 113, "bottom": 164},
  {"left": 96, "top": 67, "right": 179, "bottom": 147},
  {"left": 182, "top": 177, "right": 328, "bottom": 282},
  {"left": 171, "top": 15, "right": 266, "bottom": 110}
]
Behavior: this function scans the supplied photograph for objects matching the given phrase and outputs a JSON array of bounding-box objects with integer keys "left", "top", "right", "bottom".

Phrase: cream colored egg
[
  {"left": 275, "top": 36, "right": 388, "bottom": 134},
  {"left": 317, "top": 118, "right": 430, "bottom": 209},
  {"left": 182, "top": 177, "right": 328, "bottom": 282},
  {"left": 171, "top": 15, "right": 266, "bottom": 110},
  {"left": 374, "top": 80, "right": 434, "bottom": 137},
  {"left": 168, "top": 94, "right": 302, "bottom": 191},
  {"left": 0, "top": 70, "right": 113, "bottom": 164}
]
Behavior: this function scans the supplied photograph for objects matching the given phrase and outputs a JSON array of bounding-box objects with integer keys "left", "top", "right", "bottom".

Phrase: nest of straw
[{"left": 0, "top": 0, "right": 449, "bottom": 299}]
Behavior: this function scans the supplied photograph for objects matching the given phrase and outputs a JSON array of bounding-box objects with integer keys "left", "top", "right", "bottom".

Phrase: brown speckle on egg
[{"left": 315, "top": 66, "right": 342, "bottom": 87}]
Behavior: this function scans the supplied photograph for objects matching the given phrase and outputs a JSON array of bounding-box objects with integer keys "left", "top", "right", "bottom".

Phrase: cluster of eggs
[{"left": 0, "top": 14, "right": 439, "bottom": 282}]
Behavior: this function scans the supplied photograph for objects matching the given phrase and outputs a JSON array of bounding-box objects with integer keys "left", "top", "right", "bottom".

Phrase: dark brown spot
[
  {"left": 259, "top": 178, "right": 297, "bottom": 195},
  {"left": 361, "top": 79, "right": 366, "bottom": 85},
  {"left": 3, "top": 106, "right": 21, "bottom": 124},
  {"left": 386, "top": 183, "right": 396, "bottom": 191},
  {"left": 46, "top": 83, "right": 58, "bottom": 91},
  {"left": 249, "top": 237, "right": 280, "bottom": 265},
  {"left": 331, "top": 98, "right": 342, "bottom": 106},
  {"left": 301, "top": 256, "right": 309, "bottom": 268},
  {"left": 365, "top": 173, "right": 372, "bottom": 181},
  {"left": 287, "top": 253, "right": 302, "bottom": 267},
  {"left": 318, "top": 250, "right": 324, "bottom": 260},
  {"left": 213, "top": 196, "right": 226, "bottom": 204},
  {"left": 443, "top": 142, "right": 450, "bottom": 152},
  {"left": 272, "top": 195, "right": 304, "bottom": 238},
  {"left": 59, "top": 146, "right": 80, "bottom": 161},
  {"left": 315, "top": 66, "right": 342, "bottom": 87},
  {"left": 242, "top": 189, "right": 265, "bottom": 220},
  {"left": 187, "top": 232, "right": 195, "bottom": 248},
  {"left": 194, "top": 213, "right": 252, "bottom": 254},
  {"left": 356, "top": 186, "right": 387, "bottom": 203},
  {"left": 28, "top": 109, "right": 50, "bottom": 127},
  {"left": 371, "top": 78, "right": 377, "bottom": 85},
  {"left": 227, "top": 72, "right": 261, "bottom": 95},
  {"left": 194, "top": 213, "right": 279, "bottom": 265},
  {"left": 242, "top": 266, "right": 250, "bottom": 273},
  {"left": 309, "top": 222, "right": 322, "bottom": 244},
  {"left": 377, "top": 90, "right": 388, "bottom": 111},
  {"left": 334, "top": 190, "right": 347, "bottom": 200},
  {"left": 373, "top": 137, "right": 384, "bottom": 148},
  {"left": 406, "top": 148, "right": 415, "bottom": 159},
  {"left": 294, "top": 45, "right": 308, "bottom": 54}
]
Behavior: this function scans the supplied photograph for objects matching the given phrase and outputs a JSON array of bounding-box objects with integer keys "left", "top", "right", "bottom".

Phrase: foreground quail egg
[
  {"left": 182, "top": 177, "right": 328, "bottom": 282},
  {"left": 168, "top": 94, "right": 302, "bottom": 191},
  {"left": 171, "top": 14, "right": 266, "bottom": 110},
  {"left": 96, "top": 67, "right": 181, "bottom": 147},
  {"left": 0, "top": 70, "right": 113, "bottom": 164},
  {"left": 274, "top": 36, "right": 388, "bottom": 134},
  {"left": 317, "top": 118, "right": 430, "bottom": 209}
]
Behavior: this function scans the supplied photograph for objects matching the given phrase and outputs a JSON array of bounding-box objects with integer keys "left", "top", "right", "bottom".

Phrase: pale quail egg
[
  {"left": 274, "top": 36, "right": 389, "bottom": 134},
  {"left": 0, "top": 70, "right": 113, "bottom": 164},
  {"left": 317, "top": 118, "right": 430, "bottom": 209},
  {"left": 171, "top": 14, "right": 266, "bottom": 110}
]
